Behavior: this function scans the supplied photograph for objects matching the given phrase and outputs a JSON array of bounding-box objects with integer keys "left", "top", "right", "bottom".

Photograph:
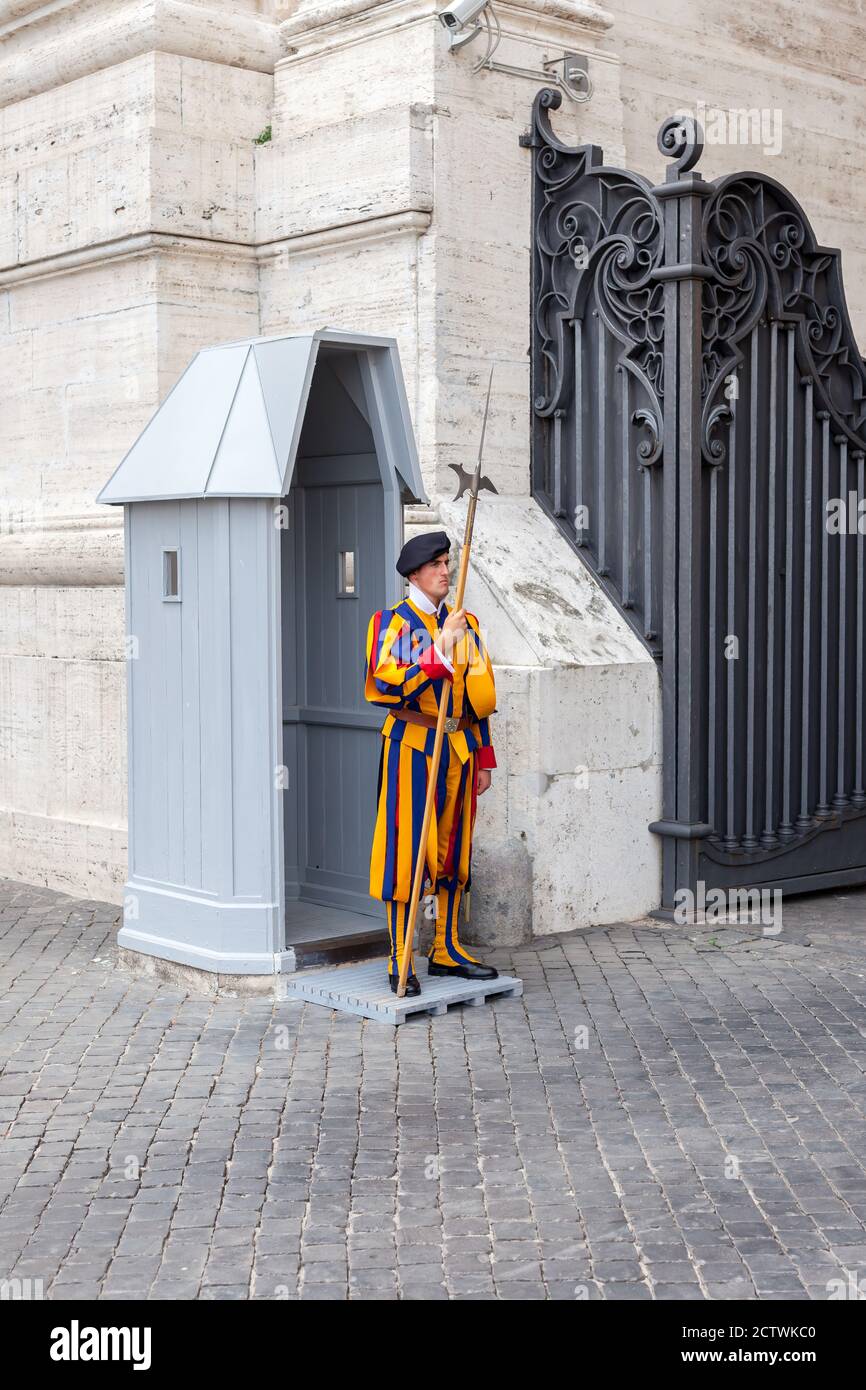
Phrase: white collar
[{"left": 408, "top": 581, "right": 444, "bottom": 617}]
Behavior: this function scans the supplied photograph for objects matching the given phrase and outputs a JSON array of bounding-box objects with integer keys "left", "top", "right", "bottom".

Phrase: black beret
[{"left": 396, "top": 530, "right": 451, "bottom": 578}]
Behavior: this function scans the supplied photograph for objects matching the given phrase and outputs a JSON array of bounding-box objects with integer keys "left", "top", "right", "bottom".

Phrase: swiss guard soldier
[{"left": 364, "top": 530, "right": 499, "bottom": 996}]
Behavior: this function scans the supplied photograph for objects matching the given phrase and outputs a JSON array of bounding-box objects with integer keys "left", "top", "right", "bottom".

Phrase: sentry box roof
[{"left": 96, "top": 327, "right": 427, "bottom": 505}]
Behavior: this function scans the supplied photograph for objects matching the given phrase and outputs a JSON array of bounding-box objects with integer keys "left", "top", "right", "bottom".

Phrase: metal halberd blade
[
  {"left": 449, "top": 463, "right": 498, "bottom": 500},
  {"left": 450, "top": 364, "right": 500, "bottom": 501}
]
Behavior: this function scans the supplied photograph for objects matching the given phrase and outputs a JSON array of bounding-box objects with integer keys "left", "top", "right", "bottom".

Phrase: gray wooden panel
[
  {"left": 127, "top": 501, "right": 185, "bottom": 887},
  {"left": 227, "top": 499, "right": 271, "bottom": 898},
  {"left": 126, "top": 504, "right": 148, "bottom": 881},
  {"left": 127, "top": 497, "right": 280, "bottom": 918},
  {"left": 281, "top": 357, "right": 391, "bottom": 921},
  {"left": 283, "top": 898, "right": 385, "bottom": 946},
  {"left": 196, "top": 498, "right": 233, "bottom": 897},
  {"left": 160, "top": 502, "right": 185, "bottom": 890},
  {"left": 179, "top": 501, "right": 203, "bottom": 888},
  {"left": 299, "top": 479, "right": 384, "bottom": 912},
  {"left": 281, "top": 487, "right": 301, "bottom": 900}
]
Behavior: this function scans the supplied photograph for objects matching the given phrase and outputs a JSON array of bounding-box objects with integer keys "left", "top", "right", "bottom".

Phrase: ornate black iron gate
[{"left": 523, "top": 90, "right": 866, "bottom": 910}]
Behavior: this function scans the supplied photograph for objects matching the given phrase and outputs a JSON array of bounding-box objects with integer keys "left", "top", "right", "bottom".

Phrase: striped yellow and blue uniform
[{"left": 364, "top": 595, "right": 497, "bottom": 973}]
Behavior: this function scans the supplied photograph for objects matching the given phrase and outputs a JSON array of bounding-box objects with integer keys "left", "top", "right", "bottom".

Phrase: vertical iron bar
[
  {"left": 573, "top": 319, "right": 584, "bottom": 546},
  {"left": 743, "top": 327, "right": 759, "bottom": 850},
  {"left": 708, "top": 457, "right": 719, "bottom": 831},
  {"left": 725, "top": 406, "right": 738, "bottom": 849},
  {"left": 833, "top": 434, "right": 849, "bottom": 809},
  {"left": 854, "top": 451, "right": 866, "bottom": 807},
  {"left": 796, "top": 377, "right": 814, "bottom": 830},
  {"left": 761, "top": 321, "right": 779, "bottom": 847},
  {"left": 779, "top": 326, "right": 795, "bottom": 839},
  {"left": 553, "top": 409, "right": 564, "bottom": 516},
  {"left": 673, "top": 180, "right": 712, "bottom": 896},
  {"left": 597, "top": 326, "right": 607, "bottom": 574},
  {"left": 655, "top": 184, "right": 681, "bottom": 907},
  {"left": 643, "top": 464, "right": 654, "bottom": 639},
  {"left": 816, "top": 411, "right": 831, "bottom": 817},
  {"left": 621, "top": 368, "right": 632, "bottom": 606},
  {"left": 647, "top": 142, "right": 714, "bottom": 907}
]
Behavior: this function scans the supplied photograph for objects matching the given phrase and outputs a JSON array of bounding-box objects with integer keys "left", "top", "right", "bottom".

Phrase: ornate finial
[
  {"left": 538, "top": 87, "right": 562, "bottom": 114},
  {"left": 657, "top": 115, "right": 704, "bottom": 178},
  {"left": 521, "top": 87, "right": 563, "bottom": 148}
]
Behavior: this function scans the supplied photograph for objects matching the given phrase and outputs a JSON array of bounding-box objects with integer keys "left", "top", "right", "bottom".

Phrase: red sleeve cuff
[
  {"left": 476, "top": 745, "right": 497, "bottom": 770},
  {"left": 419, "top": 644, "right": 453, "bottom": 681}
]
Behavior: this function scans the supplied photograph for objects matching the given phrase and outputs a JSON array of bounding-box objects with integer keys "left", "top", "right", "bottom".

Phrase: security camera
[
  {"left": 439, "top": 0, "right": 592, "bottom": 103},
  {"left": 438, "top": 0, "right": 490, "bottom": 34}
]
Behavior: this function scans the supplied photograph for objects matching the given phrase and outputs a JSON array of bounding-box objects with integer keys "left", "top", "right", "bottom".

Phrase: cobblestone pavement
[{"left": 2, "top": 878, "right": 866, "bottom": 1301}]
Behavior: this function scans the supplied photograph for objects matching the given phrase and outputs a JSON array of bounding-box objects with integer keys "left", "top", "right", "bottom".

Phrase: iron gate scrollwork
[{"left": 523, "top": 88, "right": 866, "bottom": 910}]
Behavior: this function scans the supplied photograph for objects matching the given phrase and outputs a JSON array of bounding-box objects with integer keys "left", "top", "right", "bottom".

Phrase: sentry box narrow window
[
  {"left": 337, "top": 548, "right": 356, "bottom": 598},
  {"left": 162, "top": 547, "right": 181, "bottom": 601}
]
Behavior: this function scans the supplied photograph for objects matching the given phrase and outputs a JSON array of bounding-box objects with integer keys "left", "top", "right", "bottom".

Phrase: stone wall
[{"left": 0, "top": 7, "right": 271, "bottom": 898}]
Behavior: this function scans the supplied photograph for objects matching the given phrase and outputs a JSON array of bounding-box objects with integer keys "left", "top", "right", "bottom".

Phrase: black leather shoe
[
  {"left": 389, "top": 972, "right": 421, "bottom": 996},
  {"left": 427, "top": 959, "right": 499, "bottom": 981}
]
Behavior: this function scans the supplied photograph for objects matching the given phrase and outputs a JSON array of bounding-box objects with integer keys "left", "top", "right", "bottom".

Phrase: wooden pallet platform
[{"left": 279, "top": 958, "right": 523, "bottom": 1025}]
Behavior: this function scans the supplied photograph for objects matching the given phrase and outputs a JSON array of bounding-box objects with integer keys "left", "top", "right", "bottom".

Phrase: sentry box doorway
[{"left": 97, "top": 328, "right": 428, "bottom": 976}]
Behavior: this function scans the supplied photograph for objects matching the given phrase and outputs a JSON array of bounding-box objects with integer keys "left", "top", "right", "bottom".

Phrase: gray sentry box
[{"left": 97, "top": 327, "right": 428, "bottom": 975}]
